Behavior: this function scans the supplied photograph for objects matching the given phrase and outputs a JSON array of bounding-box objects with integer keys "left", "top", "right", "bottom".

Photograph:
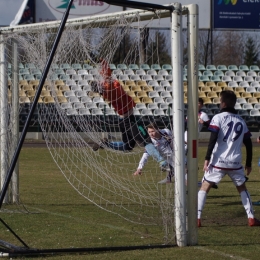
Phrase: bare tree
[
  {"left": 146, "top": 30, "right": 171, "bottom": 65},
  {"left": 198, "top": 30, "right": 211, "bottom": 66},
  {"left": 197, "top": 30, "right": 247, "bottom": 67},
  {"left": 212, "top": 31, "right": 245, "bottom": 66}
]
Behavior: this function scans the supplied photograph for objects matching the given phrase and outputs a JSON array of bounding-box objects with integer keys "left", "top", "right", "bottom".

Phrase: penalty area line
[
  {"left": 194, "top": 246, "right": 250, "bottom": 260},
  {"left": 25, "top": 206, "right": 141, "bottom": 233}
]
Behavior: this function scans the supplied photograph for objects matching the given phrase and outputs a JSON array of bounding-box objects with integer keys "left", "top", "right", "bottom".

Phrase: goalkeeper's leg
[
  {"left": 92, "top": 115, "right": 135, "bottom": 151},
  {"left": 97, "top": 116, "right": 136, "bottom": 151}
]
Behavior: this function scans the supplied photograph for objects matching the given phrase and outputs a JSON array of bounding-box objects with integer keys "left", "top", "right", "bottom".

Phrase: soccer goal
[{"left": 0, "top": 1, "right": 198, "bottom": 256}]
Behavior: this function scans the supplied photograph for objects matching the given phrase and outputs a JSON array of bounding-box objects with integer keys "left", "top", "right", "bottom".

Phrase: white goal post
[{"left": 0, "top": 2, "right": 198, "bottom": 247}]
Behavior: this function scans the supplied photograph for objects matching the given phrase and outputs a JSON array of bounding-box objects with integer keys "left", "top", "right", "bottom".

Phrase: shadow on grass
[{"left": 207, "top": 195, "right": 238, "bottom": 199}]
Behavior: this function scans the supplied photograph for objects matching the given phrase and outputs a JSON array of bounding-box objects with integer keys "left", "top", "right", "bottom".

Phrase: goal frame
[{"left": 0, "top": 1, "right": 199, "bottom": 256}]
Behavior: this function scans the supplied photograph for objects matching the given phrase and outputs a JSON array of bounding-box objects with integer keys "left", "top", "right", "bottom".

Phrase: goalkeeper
[{"left": 91, "top": 60, "right": 169, "bottom": 171}]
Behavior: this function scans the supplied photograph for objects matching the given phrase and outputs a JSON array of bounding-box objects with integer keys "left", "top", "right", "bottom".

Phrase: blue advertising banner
[{"left": 213, "top": 0, "right": 260, "bottom": 30}]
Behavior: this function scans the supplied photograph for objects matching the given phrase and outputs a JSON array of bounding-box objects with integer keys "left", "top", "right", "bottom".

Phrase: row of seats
[
  {"left": 189, "top": 64, "right": 260, "bottom": 72},
  {"left": 9, "top": 77, "right": 260, "bottom": 93},
  {"left": 10, "top": 62, "right": 260, "bottom": 73},
  {"left": 10, "top": 62, "right": 260, "bottom": 84},
  {"left": 199, "top": 69, "right": 260, "bottom": 77},
  {"left": 11, "top": 81, "right": 260, "bottom": 107},
  {"left": 199, "top": 75, "right": 260, "bottom": 83}
]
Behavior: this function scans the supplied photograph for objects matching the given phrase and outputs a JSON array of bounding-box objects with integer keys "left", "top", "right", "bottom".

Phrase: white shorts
[{"left": 202, "top": 165, "right": 246, "bottom": 187}]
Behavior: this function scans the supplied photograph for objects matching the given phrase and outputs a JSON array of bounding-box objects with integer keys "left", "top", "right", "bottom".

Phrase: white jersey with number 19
[{"left": 208, "top": 112, "right": 251, "bottom": 170}]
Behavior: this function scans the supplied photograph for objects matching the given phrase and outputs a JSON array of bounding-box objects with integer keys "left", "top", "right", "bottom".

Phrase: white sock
[
  {"left": 198, "top": 190, "right": 207, "bottom": 219},
  {"left": 240, "top": 190, "right": 254, "bottom": 219}
]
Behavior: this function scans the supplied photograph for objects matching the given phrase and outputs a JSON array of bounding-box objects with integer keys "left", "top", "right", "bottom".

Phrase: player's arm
[
  {"left": 133, "top": 151, "right": 149, "bottom": 175},
  {"left": 243, "top": 136, "right": 252, "bottom": 175},
  {"left": 204, "top": 131, "right": 218, "bottom": 171},
  {"left": 203, "top": 119, "right": 211, "bottom": 128},
  {"left": 199, "top": 113, "right": 210, "bottom": 128}
]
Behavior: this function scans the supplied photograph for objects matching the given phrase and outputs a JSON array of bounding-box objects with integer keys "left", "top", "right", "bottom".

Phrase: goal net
[{"left": 0, "top": 4, "right": 192, "bottom": 249}]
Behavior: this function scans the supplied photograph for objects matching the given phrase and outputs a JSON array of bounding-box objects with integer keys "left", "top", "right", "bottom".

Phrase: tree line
[
  {"left": 198, "top": 31, "right": 260, "bottom": 67},
  {"left": 111, "top": 29, "right": 260, "bottom": 68}
]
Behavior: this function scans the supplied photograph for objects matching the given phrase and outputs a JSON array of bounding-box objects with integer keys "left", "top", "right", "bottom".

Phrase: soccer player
[
  {"left": 133, "top": 123, "right": 174, "bottom": 184},
  {"left": 91, "top": 59, "right": 169, "bottom": 171},
  {"left": 184, "top": 98, "right": 213, "bottom": 188},
  {"left": 184, "top": 97, "right": 210, "bottom": 154},
  {"left": 197, "top": 90, "right": 260, "bottom": 227}
]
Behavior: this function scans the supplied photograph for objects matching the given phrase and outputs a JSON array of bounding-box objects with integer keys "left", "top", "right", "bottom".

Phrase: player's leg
[
  {"left": 105, "top": 116, "right": 136, "bottom": 151},
  {"left": 197, "top": 181, "right": 213, "bottom": 227},
  {"left": 92, "top": 138, "right": 129, "bottom": 151},
  {"left": 103, "top": 141, "right": 126, "bottom": 151},
  {"left": 92, "top": 116, "right": 136, "bottom": 151},
  {"left": 198, "top": 167, "right": 223, "bottom": 227},
  {"left": 230, "top": 170, "right": 260, "bottom": 226},
  {"left": 158, "top": 165, "right": 174, "bottom": 184}
]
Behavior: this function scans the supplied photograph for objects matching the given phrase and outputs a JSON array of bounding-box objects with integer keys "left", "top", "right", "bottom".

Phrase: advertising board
[
  {"left": 36, "top": 0, "right": 210, "bottom": 29},
  {"left": 214, "top": 0, "right": 260, "bottom": 30}
]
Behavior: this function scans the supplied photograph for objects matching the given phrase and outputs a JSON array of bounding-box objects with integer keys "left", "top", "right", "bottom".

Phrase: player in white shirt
[
  {"left": 197, "top": 90, "right": 260, "bottom": 227},
  {"left": 184, "top": 98, "right": 210, "bottom": 153},
  {"left": 133, "top": 124, "right": 174, "bottom": 184},
  {"left": 184, "top": 98, "right": 214, "bottom": 188}
]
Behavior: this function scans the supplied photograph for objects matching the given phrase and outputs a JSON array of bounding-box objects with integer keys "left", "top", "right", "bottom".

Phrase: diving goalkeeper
[{"left": 91, "top": 59, "right": 170, "bottom": 171}]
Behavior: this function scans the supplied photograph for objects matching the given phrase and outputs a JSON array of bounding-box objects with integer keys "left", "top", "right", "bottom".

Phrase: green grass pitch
[{"left": 0, "top": 144, "right": 260, "bottom": 259}]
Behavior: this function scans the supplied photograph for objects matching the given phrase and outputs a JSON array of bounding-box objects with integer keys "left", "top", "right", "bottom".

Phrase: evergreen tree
[
  {"left": 212, "top": 31, "right": 244, "bottom": 66},
  {"left": 243, "top": 37, "right": 258, "bottom": 66},
  {"left": 57, "top": 0, "right": 75, "bottom": 9},
  {"left": 146, "top": 31, "right": 171, "bottom": 65}
]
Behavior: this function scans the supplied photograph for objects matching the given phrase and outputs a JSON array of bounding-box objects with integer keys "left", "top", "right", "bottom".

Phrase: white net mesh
[{"left": 0, "top": 10, "right": 179, "bottom": 244}]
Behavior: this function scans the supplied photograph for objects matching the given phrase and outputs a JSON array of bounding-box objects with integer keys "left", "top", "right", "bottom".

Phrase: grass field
[{"left": 1, "top": 144, "right": 260, "bottom": 259}]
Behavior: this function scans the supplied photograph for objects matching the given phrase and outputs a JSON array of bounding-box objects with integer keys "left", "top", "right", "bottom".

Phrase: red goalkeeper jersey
[
  {"left": 102, "top": 80, "right": 135, "bottom": 116},
  {"left": 100, "top": 60, "right": 135, "bottom": 116}
]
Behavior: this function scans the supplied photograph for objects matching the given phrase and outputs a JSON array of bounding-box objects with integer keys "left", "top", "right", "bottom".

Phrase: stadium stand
[
  {"left": 250, "top": 65, "right": 260, "bottom": 71},
  {"left": 9, "top": 62, "right": 260, "bottom": 131},
  {"left": 140, "top": 64, "right": 150, "bottom": 70},
  {"left": 128, "top": 64, "right": 139, "bottom": 70},
  {"left": 247, "top": 71, "right": 257, "bottom": 77},
  {"left": 228, "top": 65, "right": 238, "bottom": 71},
  {"left": 117, "top": 64, "right": 128, "bottom": 70},
  {"left": 162, "top": 64, "right": 172, "bottom": 71},
  {"left": 239, "top": 65, "right": 249, "bottom": 71},
  {"left": 206, "top": 65, "right": 217, "bottom": 71},
  {"left": 214, "top": 70, "right": 224, "bottom": 77},
  {"left": 210, "top": 75, "right": 221, "bottom": 82},
  {"left": 151, "top": 64, "right": 161, "bottom": 70}
]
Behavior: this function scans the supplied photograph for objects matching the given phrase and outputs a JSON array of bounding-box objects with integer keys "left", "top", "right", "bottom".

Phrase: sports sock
[
  {"left": 240, "top": 190, "right": 254, "bottom": 219},
  {"left": 198, "top": 190, "right": 207, "bottom": 219}
]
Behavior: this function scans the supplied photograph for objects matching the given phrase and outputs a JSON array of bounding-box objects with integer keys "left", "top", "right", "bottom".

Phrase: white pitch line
[
  {"left": 25, "top": 206, "right": 137, "bottom": 232},
  {"left": 194, "top": 246, "right": 250, "bottom": 260}
]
